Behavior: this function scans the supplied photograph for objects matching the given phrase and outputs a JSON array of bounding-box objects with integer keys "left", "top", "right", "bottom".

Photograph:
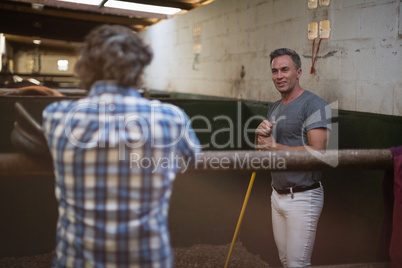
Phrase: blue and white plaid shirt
[{"left": 42, "top": 81, "right": 201, "bottom": 268}]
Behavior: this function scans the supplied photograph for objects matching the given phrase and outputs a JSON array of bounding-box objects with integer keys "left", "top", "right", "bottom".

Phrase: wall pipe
[
  {"left": 0, "top": 149, "right": 393, "bottom": 178},
  {"left": 193, "top": 149, "right": 393, "bottom": 172}
]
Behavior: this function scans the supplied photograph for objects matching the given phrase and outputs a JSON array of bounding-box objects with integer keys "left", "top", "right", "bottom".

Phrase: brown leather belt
[{"left": 273, "top": 182, "right": 321, "bottom": 195}]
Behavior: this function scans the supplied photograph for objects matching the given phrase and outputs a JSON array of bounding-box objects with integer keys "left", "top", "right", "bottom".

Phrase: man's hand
[
  {"left": 255, "top": 120, "right": 276, "bottom": 137},
  {"left": 255, "top": 120, "right": 277, "bottom": 150},
  {"left": 257, "top": 134, "right": 277, "bottom": 150}
]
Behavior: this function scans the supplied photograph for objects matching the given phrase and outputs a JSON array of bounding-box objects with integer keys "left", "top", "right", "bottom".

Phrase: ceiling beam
[
  {"left": 6, "top": 0, "right": 167, "bottom": 19},
  {"left": 0, "top": 8, "right": 101, "bottom": 42},
  {"left": 0, "top": 2, "right": 159, "bottom": 32},
  {"left": 118, "top": 0, "right": 198, "bottom": 10}
]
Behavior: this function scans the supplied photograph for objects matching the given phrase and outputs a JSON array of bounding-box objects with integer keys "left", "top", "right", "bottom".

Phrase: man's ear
[{"left": 296, "top": 68, "right": 302, "bottom": 79}]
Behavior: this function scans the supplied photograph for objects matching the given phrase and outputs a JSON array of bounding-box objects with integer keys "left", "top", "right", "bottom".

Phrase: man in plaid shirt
[{"left": 42, "top": 25, "right": 201, "bottom": 268}]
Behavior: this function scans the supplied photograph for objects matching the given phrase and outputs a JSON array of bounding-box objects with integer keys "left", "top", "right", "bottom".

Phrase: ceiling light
[
  {"left": 33, "top": 39, "right": 42, "bottom": 45},
  {"left": 55, "top": 0, "right": 101, "bottom": 5},
  {"left": 55, "top": 0, "right": 181, "bottom": 15},
  {"left": 104, "top": 1, "right": 181, "bottom": 15}
]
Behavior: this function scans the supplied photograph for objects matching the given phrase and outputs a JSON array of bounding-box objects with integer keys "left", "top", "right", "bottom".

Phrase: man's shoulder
[
  {"left": 43, "top": 99, "right": 76, "bottom": 114},
  {"left": 148, "top": 99, "right": 183, "bottom": 111},
  {"left": 268, "top": 99, "right": 282, "bottom": 110},
  {"left": 302, "top": 90, "right": 329, "bottom": 107},
  {"left": 148, "top": 99, "right": 189, "bottom": 120},
  {"left": 303, "top": 90, "right": 326, "bottom": 101}
]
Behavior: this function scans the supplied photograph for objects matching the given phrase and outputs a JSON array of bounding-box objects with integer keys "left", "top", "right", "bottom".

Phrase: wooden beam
[
  {"left": 0, "top": 1, "right": 162, "bottom": 24},
  {"left": 118, "top": 0, "right": 198, "bottom": 10}
]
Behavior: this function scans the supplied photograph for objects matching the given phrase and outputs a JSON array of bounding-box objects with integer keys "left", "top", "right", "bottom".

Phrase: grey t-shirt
[{"left": 267, "top": 90, "right": 331, "bottom": 189}]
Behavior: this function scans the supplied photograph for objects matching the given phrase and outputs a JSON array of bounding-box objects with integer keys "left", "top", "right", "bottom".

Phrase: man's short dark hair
[{"left": 270, "top": 48, "right": 301, "bottom": 70}]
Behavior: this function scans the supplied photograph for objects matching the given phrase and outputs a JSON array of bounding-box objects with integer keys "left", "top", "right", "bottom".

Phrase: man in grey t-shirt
[{"left": 255, "top": 48, "right": 331, "bottom": 267}]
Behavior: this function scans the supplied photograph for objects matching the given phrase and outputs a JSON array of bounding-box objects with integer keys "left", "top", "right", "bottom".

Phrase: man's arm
[{"left": 255, "top": 121, "right": 329, "bottom": 151}]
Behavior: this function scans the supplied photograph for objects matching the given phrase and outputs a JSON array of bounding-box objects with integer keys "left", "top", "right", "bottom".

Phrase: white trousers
[{"left": 271, "top": 185, "right": 324, "bottom": 267}]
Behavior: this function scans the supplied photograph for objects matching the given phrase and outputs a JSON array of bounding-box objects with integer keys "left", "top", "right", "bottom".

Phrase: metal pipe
[
  {"left": 0, "top": 149, "right": 393, "bottom": 178},
  {"left": 99, "top": 0, "right": 108, "bottom": 8},
  {"left": 193, "top": 149, "right": 394, "bottom": 172},
  {"left": 0, "top": 153, "right": 53, "bottom": 177}
]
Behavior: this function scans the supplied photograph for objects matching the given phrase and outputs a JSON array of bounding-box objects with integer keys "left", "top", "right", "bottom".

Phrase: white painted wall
[{"left": 139, "top": 0, "right": 401, "bottom": 116}]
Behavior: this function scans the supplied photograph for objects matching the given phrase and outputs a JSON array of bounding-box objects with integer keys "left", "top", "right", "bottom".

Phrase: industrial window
[{"left": 57, "top": 60, "right": 68, "bottom": 71}]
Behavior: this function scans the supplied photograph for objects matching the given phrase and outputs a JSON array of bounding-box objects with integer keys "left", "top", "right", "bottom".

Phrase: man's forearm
[{"left": 256, "top": 135, "right": 327, "bottom": 152}]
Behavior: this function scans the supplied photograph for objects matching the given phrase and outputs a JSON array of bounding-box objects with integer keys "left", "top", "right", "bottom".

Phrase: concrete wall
[
  {"left": 14, "top": 50, "right": 77, "bottom": 75},
  {"left": 139, "top": 0, "right": 401, "bottom": 116}
]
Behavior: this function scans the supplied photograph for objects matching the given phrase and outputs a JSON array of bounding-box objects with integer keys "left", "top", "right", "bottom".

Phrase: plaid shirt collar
[{"left": 88, "top": 80, "right": 142, "bottom": 98}]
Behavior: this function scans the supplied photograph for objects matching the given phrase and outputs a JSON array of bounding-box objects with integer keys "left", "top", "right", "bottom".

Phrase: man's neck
[{"left": 281, "top": 86, "right": 304, "bottom": 105}]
